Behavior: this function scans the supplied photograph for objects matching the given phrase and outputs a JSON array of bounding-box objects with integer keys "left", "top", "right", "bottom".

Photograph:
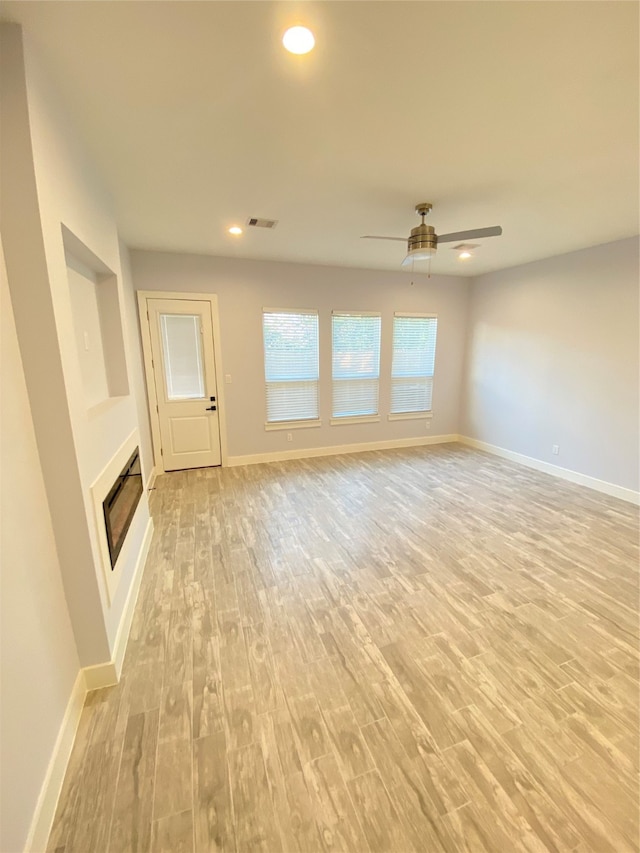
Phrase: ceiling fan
[{"left": 361, "top": 203, "right": 502, "bottom": 267}]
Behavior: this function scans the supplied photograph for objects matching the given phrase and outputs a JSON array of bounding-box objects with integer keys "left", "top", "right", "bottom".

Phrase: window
[
  {"left": 332, "top": 312, "right": 381, "bottom": 420},
  {"left": 390, "top": 313, "right": 438, "bottom": 416},
  {"left": 263, "top": 309, "right": 319, "bottom": 425},
  {"left": 160, "top": 314, "right": 205, "bottom": 400}
]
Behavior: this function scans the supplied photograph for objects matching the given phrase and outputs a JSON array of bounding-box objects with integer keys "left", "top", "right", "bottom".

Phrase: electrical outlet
[
  {"left": 425, "top": 420, "right": 431, "bottom": 430},
  {"left": 225, "top": 374, "right": 232, "bottom": 384},
  {"left": 552, "top": 444, "right": 559, "bottom": 455},
  {"left": 287, "top": 432, "right": 293, "bottom": 442}
]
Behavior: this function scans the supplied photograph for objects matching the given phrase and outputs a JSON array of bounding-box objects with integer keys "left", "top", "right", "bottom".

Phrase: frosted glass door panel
[{"left": 160, "top": 314, "right": 205, "bottom": 400}]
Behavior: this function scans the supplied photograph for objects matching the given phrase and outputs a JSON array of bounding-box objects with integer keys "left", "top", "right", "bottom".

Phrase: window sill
[
  {"left": 330, "top": 415, "right": 380, "bottom": 426},
  {"left": 388, "top": 411, "right": 433, "bottom": 421},
  {"left": 264, "top": 419, "right": 322, "bottom": 431}
]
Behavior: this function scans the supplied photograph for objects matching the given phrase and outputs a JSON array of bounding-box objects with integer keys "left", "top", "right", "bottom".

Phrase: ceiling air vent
[{"left": 247, "top": 217, "right": 278, "bottom": 229}]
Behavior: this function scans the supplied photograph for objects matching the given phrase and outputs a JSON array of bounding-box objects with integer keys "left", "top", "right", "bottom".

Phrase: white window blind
[
  {"left": 263, "top": 310, "right": 319, "bottom": 423},
  {"left": 160, "top": 314, "right": 205, "bottom": 400},
  {"left": 332, "top": 312, "right": 381, "bottom": 418},
  {"left": 391, "top": 314, "right": 438, "bottom": 414}
]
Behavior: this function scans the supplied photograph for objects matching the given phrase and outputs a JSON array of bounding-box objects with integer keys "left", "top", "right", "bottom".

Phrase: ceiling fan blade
[
  {"left": 360, "top": 235, "right": 407, "bottom": 242},
  {"left": 437, "top": 226, "right": 503, "bottom": 244}
]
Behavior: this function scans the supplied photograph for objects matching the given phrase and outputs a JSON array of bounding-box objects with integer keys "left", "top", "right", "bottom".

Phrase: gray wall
[
  {"left": 130, "top": 251, "right": 470, "bottom": 459},
  {"left": 462, "top": 237, "right": 639, "bottom": 491}
]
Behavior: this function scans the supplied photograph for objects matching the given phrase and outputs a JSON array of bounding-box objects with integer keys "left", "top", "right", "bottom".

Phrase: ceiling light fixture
[
  {"left": 283, "top": 26, "right": 315, "bottom": 55},
  {"left": 228, "top": 226, "right": 243, "bottom": 235},
  {"left": 452, "top": 242, "right": 479, "bottom": 260},
  {"left": 402, "top": 246, "right": 436, "bottom": 264},
  {"left": 363, "top": 205, "right": 501, "bottom": 270},
  {"left": 401, "top": 204, "right": 437, "bottom": 267}
]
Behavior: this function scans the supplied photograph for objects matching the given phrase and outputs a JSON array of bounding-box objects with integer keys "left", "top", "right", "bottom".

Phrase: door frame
[{"left": 137, "top": 290, "right": 229, "bottom": 473}]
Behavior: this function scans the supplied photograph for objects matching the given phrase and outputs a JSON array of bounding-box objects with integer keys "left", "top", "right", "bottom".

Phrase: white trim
[
  {"left": 137, "top": 290, "right": 221, "bottom": 302},
  {"left": 330, "top": 415, "right": 381, "bottom": 426},
  {"left": 24, "top": 670, "right": 87, "bottom": 853},
  {"left": 227, "top": 433, "right": 458, "bottom": 467},
  {"left": 264, "top": 419, "right": 322, "bottom": 431},
  {"left": 112, "top": 516, "right": 154, "bottom": 678},
  {"left": 137, "top": 293, "right": 163, "bottom": 473},
  {"left": 263, "top": 307, "right": 318, "bottom": 315},
  {"left": 394, "top": 312, "right": 438, "bottom": 319},
  {"left": 332, "top": 310, "right": 381, "bottom": 317},
  {"left": 388, "top": 411, "right": 433, "bottom": 421},
  {"left": 210, "top": 296, "right": 229, "bottom": 467},
  {"left": 83, "top": 661, "right": 118, "bottom": 690},
  {"left": 459, "top": 436, "right": 640, "bottom": 506},
  {"left": 81, "top": 514, "right": 155, "bottom": 689},
  {"left": 146, "top": 466, "right": 159, "bottom": 490},
  {"left": 137, "top": 291, "right": 228, "bottom": 471}
]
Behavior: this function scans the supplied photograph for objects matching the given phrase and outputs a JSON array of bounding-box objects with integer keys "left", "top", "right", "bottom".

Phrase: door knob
[{"left": 206, "top": 405, "right": 217, "bottom": 411}]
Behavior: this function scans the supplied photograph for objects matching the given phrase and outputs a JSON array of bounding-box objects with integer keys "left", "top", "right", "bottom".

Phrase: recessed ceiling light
[
  {"left": 459, "top": 251, "right": 472, "bottom": 260},
  {"left": 283, "top": 26, "right": 315, "bottom": 55},
  {"left": 228, "top": 226, "right": 243, "bottom": 235}
]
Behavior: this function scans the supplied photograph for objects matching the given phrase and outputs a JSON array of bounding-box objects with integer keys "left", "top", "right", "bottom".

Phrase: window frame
[
  {"left": 330, "top": 310, "right": 382, "bottom": 424},
  {"left": 388, "top": 312, "right": 438, "bottom": 420},
  {"left": 262, "top": 307, "right": 321, "bottom": 430}
]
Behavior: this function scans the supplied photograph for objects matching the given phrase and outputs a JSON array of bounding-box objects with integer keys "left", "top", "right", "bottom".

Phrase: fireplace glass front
[{"left": 103, "top": 447, "right": 143, "bottom": 568}]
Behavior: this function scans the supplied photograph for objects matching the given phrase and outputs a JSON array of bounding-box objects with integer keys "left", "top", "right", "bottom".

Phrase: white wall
[
  {"left": 119, "top": 238, "right": 155, "bottom": 480},
  {"left": 131, "top": 251, "right": 470, "bottom": 460},
  {"left": 0, "top": 239, "right": 81, "bottom": 853},
  {"left": 1, "top": 23, "right": 151, "bottom": 666},
  {"left": 462, "top": 237, "right": 639, "bottom": 493},
  {"left": 67, "top": 263, "right": 111, "bottom": 409},
  {"left": 1, "top": 23, "right": 109, "bottom": 666}
]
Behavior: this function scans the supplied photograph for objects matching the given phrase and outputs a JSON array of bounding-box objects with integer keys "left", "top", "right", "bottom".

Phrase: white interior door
[{"left": 147, "top": 298, "right": 221, "bottom": 471}]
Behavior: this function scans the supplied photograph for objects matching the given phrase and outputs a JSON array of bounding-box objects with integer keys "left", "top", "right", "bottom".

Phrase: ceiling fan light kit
[{"left": 402, "top": 203, "right": 438, "bottom": 266}]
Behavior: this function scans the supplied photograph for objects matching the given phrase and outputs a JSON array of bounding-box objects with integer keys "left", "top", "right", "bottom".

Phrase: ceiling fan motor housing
[{"left": 408, "top": 223, "right": 438, "bottom": 254}]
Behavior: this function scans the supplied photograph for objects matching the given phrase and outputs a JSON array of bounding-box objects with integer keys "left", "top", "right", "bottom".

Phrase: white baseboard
[
  {"left": 227, "top": 434, "right": 459, "bottom": 467},
  {"left": 82, "top": 515, "right": 155, "bottom": 691},
  {"left": 82, "top": 660, "right": 118, "bottom": 690},
  {"left": 113, "top": 516, "right": 154, "bottom": 678},
  {"left": 25, "top": 670, "right": 87, "bottom": 852},
  {"left": 146, "top": 466, "right": 159, "bottom": 491},
  {"left": 23, "top": 519, "right": 154, "bottom": 851},
  {"left": 459, "top": 436, "right": 640, "bottom": 505}
]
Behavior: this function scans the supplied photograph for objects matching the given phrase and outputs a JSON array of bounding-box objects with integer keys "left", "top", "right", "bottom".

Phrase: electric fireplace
[{"left": 103, "top": 447, "right": 143, "bottom": 568}]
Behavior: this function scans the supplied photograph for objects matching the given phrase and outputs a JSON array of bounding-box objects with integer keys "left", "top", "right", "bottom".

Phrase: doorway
[{"left": 138, "top": 292, "right": 226, "bottom": 472}]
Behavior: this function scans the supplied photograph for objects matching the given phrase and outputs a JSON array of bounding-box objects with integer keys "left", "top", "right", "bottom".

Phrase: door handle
[{"left": 206, "top": 405, "right": 217, "bottom": 411}]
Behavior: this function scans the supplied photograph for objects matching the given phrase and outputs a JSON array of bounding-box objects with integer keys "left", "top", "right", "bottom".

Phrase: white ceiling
[{"left": 2, "top": 1, "right": 638, "bottom": 276}]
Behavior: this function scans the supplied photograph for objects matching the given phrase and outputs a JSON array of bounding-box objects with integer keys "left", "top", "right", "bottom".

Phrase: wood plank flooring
[{"left": 47, "top": 444, "right": 639, "bottom": 852}]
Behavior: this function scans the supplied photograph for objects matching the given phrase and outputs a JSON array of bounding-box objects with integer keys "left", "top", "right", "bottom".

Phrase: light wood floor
[{"left": 48, "top": 444, "right": 639, "bottom": 853}]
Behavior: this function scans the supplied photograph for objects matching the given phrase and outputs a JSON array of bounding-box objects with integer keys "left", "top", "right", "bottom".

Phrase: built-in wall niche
[{"left": 62, "top": 226, "right": 129, "bottom": 410}]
